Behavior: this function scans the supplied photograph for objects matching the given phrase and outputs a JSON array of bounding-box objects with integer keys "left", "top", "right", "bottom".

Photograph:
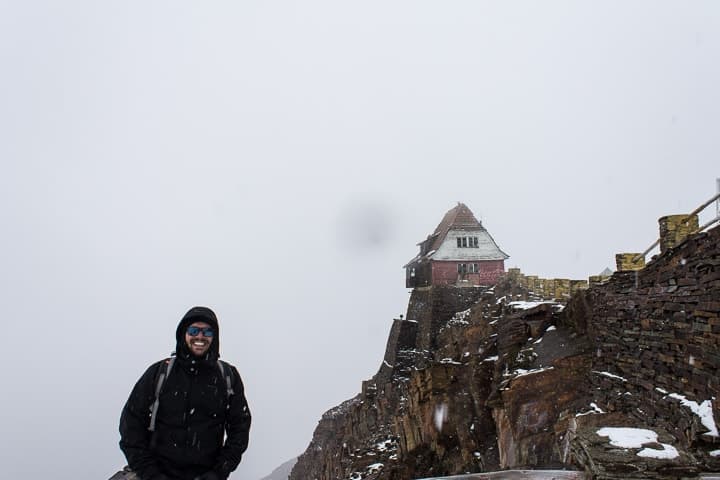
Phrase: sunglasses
[{"left": 186, "top": 326, "right": 214, "bottom": 337}]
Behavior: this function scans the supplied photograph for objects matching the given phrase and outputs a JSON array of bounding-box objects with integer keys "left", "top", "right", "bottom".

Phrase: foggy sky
[{"left": 1, "top": 2, "right": 719, "bottom": 479}]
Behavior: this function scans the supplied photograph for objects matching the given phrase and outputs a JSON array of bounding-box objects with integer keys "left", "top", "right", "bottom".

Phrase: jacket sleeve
[
  {"left": 119, "top": 361, "right": 165, "bottom": 480},
  {"left": 214, "top": 366, "right": 251, "bottom": 479}
]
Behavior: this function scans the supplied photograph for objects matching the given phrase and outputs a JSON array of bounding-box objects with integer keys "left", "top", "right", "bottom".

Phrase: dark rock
[{"left": 290, "top": 225, "right": 720, "bottom": 480}]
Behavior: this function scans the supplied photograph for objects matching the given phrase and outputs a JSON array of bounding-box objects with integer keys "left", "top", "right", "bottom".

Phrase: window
[
  {"left": 457, "top": 236, "right": 479, "bottom": 248},
  {"left": 459, "top": 263, "right": 479, "bottom": 273}
]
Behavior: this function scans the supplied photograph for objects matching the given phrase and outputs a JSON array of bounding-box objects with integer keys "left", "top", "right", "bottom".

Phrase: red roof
[{"left": 426, "top": 203, "right": 482, "bottom": 251}]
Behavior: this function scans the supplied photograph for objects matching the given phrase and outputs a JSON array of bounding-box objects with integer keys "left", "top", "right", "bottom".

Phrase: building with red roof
[{"left": 404, "top": 203, "right": 509, "bottom": 288}]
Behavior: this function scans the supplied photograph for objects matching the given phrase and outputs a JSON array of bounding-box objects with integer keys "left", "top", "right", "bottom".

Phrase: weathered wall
[
  {"left": 377, "top": 318, "right": 419, "bottom": 384},
  {"left": 410, "top": 285, "right": 487, "bottom": 351},
  {"left": 406, "top": 261, "right": 432, "bottom": 288},
  {"left": 565, "top": 224, "right": 720, "bottom": 449},
  {"left": 431, "top": 260, "right": 505, "bottom": 286}
]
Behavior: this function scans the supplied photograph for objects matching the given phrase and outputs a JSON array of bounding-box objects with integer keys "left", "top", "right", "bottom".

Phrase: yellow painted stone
[{"left": 615, "top": 253, "right": 645, "bottom": 272}]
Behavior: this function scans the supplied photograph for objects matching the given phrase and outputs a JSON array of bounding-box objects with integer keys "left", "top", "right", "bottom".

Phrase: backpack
[{"left": 148, "top": 357, "right": 235, "bottom": 432}]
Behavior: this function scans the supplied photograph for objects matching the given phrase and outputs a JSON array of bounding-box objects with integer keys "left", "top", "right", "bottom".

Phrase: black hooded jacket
[{"left": 120, "top": 307, "right": 251, "bottom": 480}]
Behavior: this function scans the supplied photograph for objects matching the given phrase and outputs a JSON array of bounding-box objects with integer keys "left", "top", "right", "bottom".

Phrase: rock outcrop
[
  {"left": 290, "top": 225, "right": 720, "bottom": 480},
  {"left": 259, "top": 457, "right": 297, "bottom": 480}
]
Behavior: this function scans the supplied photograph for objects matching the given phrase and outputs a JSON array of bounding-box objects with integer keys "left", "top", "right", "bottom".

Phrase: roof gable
[
  {"left": 428, "top": 203, "right": 482, "bottom": 252},
  {"left": 405, "top": 202, "right": 509, "bottom": 266},
  {"left": 432, "top": 229, "right": 509, "bottom": 261}
]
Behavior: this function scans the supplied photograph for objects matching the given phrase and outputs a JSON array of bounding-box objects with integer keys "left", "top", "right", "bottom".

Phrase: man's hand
[{"left": 193, "top": 472, "right": 220, "bottom": 480}]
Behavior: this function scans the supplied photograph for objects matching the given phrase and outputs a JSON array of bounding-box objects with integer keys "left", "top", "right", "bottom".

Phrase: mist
[{"left": 0, "top": 2, "right": 718, "bottom": 479}]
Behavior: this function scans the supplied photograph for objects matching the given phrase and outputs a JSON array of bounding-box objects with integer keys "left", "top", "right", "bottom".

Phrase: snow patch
[
  {"left": 366, "top": 463, "right": 383, "bottom": 474},
  {"left": 512, "top": 366, "right": 554, "bottom": 378},
  {"left": 374, "top": 439, "right": 393, "bottom": 452},
  {"left": 440, "top": 358, "right": 461, "bottom": 365},
  {"left": 666, "top": 393, "right": 718, "bottom": 437},
  {"left": 576, "top": 402, "right": 605, "bottom": 417},
  {"left": 596, "top": 427, "right": 679, "bottom": 460},
  {"left": 593, "top": 370, "right": 627, "bottom": 382},
  {"left": 508, "top": 300, "right": 547, "bottom": 310}
]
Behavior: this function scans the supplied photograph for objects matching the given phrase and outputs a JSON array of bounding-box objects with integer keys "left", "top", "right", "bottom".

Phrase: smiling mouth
[{"left": 192, "top": 341, "right": 207, "bottom": 348}]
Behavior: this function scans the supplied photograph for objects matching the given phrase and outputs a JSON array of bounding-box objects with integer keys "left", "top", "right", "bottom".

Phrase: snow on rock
[
  {"left": 508, "top": 300, "right": 548, "bottom": 310},
  {"left": 639, "top": 443, "right": 680, "bottom": 460},
  {"left": 452, "top": 308, "right": 471, "bottom": 321},
  {"left": 576, "top": 402, "right": 605, "bottom": 417},
  {"left": 665, "top": 393, "right": 719, "bottom": 437},
  {"left": 710, "top": 449, "right": 720, "bottom": 457},
  {"left": 445, "top": 308, "right": 472, "bottom": 328},
  {"left": 596, "top": 427, "right": 679, "bottom": 460},
  {"left": 593, "top": 370, "right": 627, "bottom": 382},
  {"left": 511, "top": 366, "right": 555, "bottom": 378},
  {"left": 440, "top": 358, "right": 462, "bottom": 365},
  {"left": 366, "top": 463, "right": 383, "bottom": 474},
  {"left": 374, "top": 439, "right": 393, "bottom": 452},
  {"left": 441, "top": 308, "right": 473, "bottom": 332}
]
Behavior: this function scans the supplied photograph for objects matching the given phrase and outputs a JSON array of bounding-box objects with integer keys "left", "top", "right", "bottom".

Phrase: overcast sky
[{"left": 1, "top": 2, "right": 719, "bottom": 479}]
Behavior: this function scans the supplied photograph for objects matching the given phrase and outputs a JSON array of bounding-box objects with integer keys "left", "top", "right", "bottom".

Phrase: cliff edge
[{"left": 290, "top": 225, "right": 720, "bottom": 480}]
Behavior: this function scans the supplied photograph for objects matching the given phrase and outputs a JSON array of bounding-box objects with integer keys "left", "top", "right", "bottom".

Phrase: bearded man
[{"left": 119, "top": 306, "right": 251, "bottom": 480}]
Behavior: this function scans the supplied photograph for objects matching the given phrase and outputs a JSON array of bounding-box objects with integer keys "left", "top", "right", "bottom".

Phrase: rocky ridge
[{"left": 290, "top": 225, "right": 720, "bottom": 480}]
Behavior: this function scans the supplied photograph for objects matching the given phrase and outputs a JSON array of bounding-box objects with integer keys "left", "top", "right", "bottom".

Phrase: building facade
[{"left": 404, "top": 203, "right": 509, "bottom": 288}]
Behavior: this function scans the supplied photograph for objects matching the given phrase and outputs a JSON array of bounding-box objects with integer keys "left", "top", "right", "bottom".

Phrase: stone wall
[
  {"left": 566, "top": 224, "right": 720, "bottom": 448},
  {"left": 377, "top": 318, "right": 419, "bottom": 384},
  {"left": 504, "top": 268, "right": 589, "bottom": 301},
  {"left": 408, "top": 285, "right": 488, "bottom": 351}
]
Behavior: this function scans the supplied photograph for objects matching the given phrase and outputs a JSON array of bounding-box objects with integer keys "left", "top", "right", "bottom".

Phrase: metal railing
[{"left": 632, "top": 191, "right": 720, "bottom": 263}]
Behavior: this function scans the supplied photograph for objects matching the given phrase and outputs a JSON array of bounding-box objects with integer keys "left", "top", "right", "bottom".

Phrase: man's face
[{"left": 185, "top": 321, "right": 214, "bottom": 357}]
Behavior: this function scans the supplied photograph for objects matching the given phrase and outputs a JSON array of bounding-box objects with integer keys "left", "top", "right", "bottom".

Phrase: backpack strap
[
  {"left": 148, "top": 357, "right": 175, "bottom": 432},
  {"left": 217, "top": 360, "right": 235, "bottom": 400}
]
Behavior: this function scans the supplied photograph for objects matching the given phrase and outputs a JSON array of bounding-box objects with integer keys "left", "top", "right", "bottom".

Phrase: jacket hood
[{"left": 175, "top": 306, "right": 220, "bottom": 362}]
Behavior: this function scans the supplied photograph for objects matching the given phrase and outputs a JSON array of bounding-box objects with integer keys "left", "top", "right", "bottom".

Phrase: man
[{"left": 120, "top": 306, "right": 251, "bottom": 480}]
